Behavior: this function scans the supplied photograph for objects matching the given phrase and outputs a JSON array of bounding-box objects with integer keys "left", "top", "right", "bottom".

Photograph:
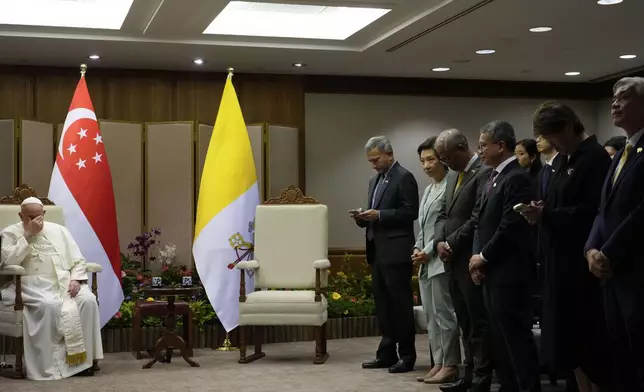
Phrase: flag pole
[
  {"left": 80, "top": 63, "right": 87, "bottom": 77},
  {"left": 215, "top": 66, "right": 240, "bottom": 353}
]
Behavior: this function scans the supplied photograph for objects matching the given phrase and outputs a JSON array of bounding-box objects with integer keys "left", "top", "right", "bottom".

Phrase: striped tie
[{"left": 613, "top": 143, "right": 633, "bottom": 185}]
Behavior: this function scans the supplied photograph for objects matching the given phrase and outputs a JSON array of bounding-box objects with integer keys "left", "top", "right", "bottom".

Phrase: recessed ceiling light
[
  {"left": 432, "top": 67, "right": 450, "bottom": 72},
  {"left": 476, "top": 49, "right": 495, "bottom": 55},
  {"left": 565, "top": 72, "right": 580, "bottom": 76},
  {"left": 597, "top": 0, "right": 623, "bottom": 5},
  {"left": 203, "top": 1, "right": 391, "bottom": 40},
  {"left": 88, "top": 55, "right": 100, "bottom": 60},
  {"left": 292, "top": 63, "right": 306, "bottom": 67},
  {"left": 530, "top": 27, "right": 552, "bottom": 33},
  {"left": 620, "top": 54, "right": 637, "bottom": 59},
  {"left": 0, "top": 0, "right": 134, "bottom": 29},
  {"left": 193, "top": 59, "right": 205, "bottom": 65}
]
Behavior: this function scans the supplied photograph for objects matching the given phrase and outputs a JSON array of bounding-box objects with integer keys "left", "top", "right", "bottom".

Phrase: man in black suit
[
  {"left": 351, "top": 136, "right": 419, "bottom": 374},
  {"left": 433, "top": 129, "right": 493, "bottom": 392},
  {"left": 585, "top": 77, "right": 644, "bottom": 392},
  {"left": 469, "top": 121, "right": 540, "bottom": 392}
]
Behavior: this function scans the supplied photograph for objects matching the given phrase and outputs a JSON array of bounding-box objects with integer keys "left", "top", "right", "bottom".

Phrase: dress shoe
[
  {"left": 425, "top": 367, "right": 459, "bottom": 384},
  {"left": 362, "top": 358, "right": 397, "bottom": 369},
  {"left": 388, "top": 359, "right": 414, "bottom": 373},
  {"left": 439, "top": 378, "right": 471, "bottom": 392},
  {"left": 72, "top": 368, "right": 94, "bottom": 377}
]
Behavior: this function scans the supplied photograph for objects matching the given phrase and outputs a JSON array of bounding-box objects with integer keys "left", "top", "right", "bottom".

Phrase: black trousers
[
  {"left": 449, "top": 260, "right": 492, "bottom": 382},
  {"left": 603, "top": 278, "right": 644, "bottom": 392},
  {"left": 370, "top": 259, "right": 416, "bottom": 363},
  {"left": 483, "top": 283, "right": 539, "bottom": 392}
]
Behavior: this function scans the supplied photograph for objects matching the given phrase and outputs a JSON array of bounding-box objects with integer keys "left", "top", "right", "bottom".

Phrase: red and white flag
[{"left": 48, "top": 74, "right": 123, "bottom": 327}]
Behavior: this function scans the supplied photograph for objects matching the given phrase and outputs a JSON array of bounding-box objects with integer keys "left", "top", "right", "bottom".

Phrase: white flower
[{"left": 158, "top": 243, "right": 177, "bottom": 265}]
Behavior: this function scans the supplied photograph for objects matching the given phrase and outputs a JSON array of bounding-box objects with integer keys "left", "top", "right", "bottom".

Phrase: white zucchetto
[{"left": 21, "top": 197, "right": 43, "bottom": 207}]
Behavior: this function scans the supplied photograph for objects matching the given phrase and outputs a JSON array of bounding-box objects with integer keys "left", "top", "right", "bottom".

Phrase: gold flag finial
[
  {"left": 80, "top": 64, "right": 87, "bottom": 77},
  {"left": 227, "top": 67, "right": 234, "bottom": 79}
]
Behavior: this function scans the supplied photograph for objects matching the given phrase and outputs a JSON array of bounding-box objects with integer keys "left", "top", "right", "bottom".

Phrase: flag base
[{"left": 215, "top": 333, "right": 238, "bottom": 351}]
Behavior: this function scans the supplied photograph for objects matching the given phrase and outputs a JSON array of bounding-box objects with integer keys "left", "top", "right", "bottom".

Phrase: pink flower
[
  {"left": 136, "top": 274, "right": 143, "bottom": 281},
  {"left": 183, "top": 270, "right": 192, "bottom": 276},
  {"left": 114, "top": 311, "right": 122, "bottom": 319},
  {"left": 162, "top": 266, "right": 169, "bottom": 272},
  {"left": 121, "top": 270, "right": 126, "bottom": 278}
]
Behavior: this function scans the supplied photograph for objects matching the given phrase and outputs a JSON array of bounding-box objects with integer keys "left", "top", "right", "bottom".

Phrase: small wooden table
[{"left": 140, "top": 286, "right": 202, "bottom": 369}]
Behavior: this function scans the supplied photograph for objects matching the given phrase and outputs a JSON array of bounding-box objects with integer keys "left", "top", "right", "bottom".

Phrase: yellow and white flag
[{"left": 193, "top": 73, "right": 259, "bottom": 332}]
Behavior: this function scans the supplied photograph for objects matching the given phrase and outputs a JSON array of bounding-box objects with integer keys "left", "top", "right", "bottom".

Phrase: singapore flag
[{"left": 48, "top": 74, "right": 123, "bottom": 327}]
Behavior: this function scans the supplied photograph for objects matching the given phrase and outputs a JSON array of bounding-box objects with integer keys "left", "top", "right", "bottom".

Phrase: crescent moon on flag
[{"left": 59, "top": 108, "right": 97, "bottom": 160}]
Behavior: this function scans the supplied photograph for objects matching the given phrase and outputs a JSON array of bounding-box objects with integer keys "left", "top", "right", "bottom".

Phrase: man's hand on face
[
  {"left": 68, "top": 280, "right": 81, "bottom": 298},
  {"left": 24, "top": 216, "right": 44, "bottom": 237}
]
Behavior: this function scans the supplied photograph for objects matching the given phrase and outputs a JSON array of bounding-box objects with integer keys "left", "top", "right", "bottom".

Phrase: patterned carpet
[{"left": 1, "top": 335, "right": 569, "bottom": 391}]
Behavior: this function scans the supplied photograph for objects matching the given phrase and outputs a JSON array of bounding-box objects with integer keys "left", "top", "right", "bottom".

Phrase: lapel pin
[
  {"left": 567, "top": 168, "right": 574, "bottom": 176},
  {"left": 638, "top": 147, "right": 642, "bottom": 154},
  {"left": 493, "top": 183, "right": 497, "bottom": 187}
]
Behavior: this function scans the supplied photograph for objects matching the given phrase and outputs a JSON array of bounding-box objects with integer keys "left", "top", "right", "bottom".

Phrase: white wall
[{"left": 305, "top": 93, "right": 603, "bottom": 248}]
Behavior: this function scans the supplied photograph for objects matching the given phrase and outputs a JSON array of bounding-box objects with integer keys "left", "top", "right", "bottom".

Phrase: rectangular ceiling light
[
  {"left": 203, "top": 1, "right": 391, "bottom": 40},
  {"left": 0, "top": 0, "right": 134, "bottom": 30}
]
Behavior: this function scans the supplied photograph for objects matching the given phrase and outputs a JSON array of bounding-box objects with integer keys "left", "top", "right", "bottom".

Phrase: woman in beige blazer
[{"left": 412, "top": 137, "right": 461, "bottom": 384}]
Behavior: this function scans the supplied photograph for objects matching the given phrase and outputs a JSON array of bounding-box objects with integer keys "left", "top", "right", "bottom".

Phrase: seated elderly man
[{"left": 0, "top": 197, "right": 103, "bottom": 380}]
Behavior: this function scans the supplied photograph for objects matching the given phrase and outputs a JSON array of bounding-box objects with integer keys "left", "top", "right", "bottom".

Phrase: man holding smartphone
[{"left": 350, "top": 136, "right": 419, "bottom": 374}]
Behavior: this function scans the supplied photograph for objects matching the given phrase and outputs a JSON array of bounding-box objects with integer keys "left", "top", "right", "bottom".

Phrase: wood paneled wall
[{"left": 0, "top": 66, "right": 306, "bottom": 189}]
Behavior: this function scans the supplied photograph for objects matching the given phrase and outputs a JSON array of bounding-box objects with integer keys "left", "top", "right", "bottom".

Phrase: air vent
[{"left": 387, "top": 0, "right": 497, "bottom": 52}]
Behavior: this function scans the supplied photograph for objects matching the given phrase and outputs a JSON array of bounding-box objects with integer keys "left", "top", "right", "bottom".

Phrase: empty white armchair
[
  {"left": 236, "top": 186, "right": 330, "bottom": 364},
  {"left": 0, "top": 184, "right": 102, "bottom": 378}
]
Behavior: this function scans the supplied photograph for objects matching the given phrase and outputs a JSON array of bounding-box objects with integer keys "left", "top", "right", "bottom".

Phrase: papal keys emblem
[{"left": 227, "top": 220, "right": 255, "bottom": 274}]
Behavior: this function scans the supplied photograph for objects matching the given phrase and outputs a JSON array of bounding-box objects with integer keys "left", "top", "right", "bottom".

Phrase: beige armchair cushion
[{"left": 238, "top": 203, "right": 329, "bottom": 327}]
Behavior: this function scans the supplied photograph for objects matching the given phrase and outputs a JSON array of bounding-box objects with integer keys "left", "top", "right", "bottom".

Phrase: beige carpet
[{"left": 2, "top": 335, "right": 565, "bottom": 391}]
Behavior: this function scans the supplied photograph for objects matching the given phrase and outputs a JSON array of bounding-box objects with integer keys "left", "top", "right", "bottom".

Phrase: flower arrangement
[
  {"left": 108, "top": 250, "right": 420, "bottom": 329},
  {"left": 126, "top": 228, "right": 162, "bottom": 271}
]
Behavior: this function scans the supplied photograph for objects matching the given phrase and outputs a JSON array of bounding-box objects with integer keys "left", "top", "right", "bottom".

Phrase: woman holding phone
[{"left": 520, "top": 102, "right": 613, "bottom": 392}]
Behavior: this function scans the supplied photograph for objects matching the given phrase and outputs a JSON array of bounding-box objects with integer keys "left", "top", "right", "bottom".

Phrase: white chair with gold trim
[
  {"left": 0, "top": 184, "right": 103, "bottom": 379},
  {"left": 235, "top": 186, "right": 330, "bottom": 364}
]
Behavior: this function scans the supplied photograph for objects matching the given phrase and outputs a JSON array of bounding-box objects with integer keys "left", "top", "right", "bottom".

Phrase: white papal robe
[{"left": 0, "top": 221, "right": 104, "bottom": 380}]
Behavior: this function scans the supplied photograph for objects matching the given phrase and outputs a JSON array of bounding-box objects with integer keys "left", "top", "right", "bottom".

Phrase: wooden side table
[{"left": 140, "top": 286, "right": 202, "bottom": 369}]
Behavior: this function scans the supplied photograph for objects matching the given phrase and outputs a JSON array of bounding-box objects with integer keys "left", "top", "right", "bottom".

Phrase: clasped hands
[
  {"left": 585, "top": 249, "right": 613, "bottom": 279},
  {"left": 23, "top": 215, "right": 44, "bottom": 237}
]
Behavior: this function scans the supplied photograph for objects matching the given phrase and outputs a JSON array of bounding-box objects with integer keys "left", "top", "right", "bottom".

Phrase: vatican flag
[{"left": 193, "top": 72, "right": 260, "bottom": 332}]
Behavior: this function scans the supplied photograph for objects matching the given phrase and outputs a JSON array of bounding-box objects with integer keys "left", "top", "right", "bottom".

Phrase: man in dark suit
[
  {"left": 351, "top": 136, "right": 419, "bottom": 374},
  {"left": 433, "top": 129, "right": 493, "bottom": 392},
  {"left": 585, "top": 77, "right": 644, "bottom": 392},
  {"left": 469, "top": 121, "right": 540, "bottom": 392}
]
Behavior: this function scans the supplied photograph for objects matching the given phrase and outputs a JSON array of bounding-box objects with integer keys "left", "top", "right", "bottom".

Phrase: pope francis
[{"left": 0, "top": 197, "right": 103, "bottom": 380}]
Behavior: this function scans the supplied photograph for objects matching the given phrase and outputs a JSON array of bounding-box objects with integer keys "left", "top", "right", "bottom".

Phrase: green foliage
[{"left": 108, "top": 251, "right": 422, "bottom": 328}]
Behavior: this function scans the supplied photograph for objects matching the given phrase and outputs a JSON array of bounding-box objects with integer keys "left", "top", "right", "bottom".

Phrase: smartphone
[
  {"left": 348, "top": 208, "right": 363, "bottom": 216},
  {"left": 513, "top": 203, "right": 530, "bottom": 212}
]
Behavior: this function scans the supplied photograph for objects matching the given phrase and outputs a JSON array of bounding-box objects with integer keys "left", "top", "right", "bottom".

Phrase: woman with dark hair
[
  {"left": 520, "top": 101, "right": 612, "bottom": 392},
  {"left": 515, "top": 139, "right": 543, "bottom": 179},
  {"left": 603, "top": 136, "right": 626, "bottom": 159},
  {"left": 412, "top": 137, "right": 460, "bottom": 384}
]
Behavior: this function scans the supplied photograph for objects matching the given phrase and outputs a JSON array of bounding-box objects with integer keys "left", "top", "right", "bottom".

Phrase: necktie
[
  {"left": 613, "top": 144, "right": 633, "bottom": 185},
  {"left": 455, "top": 172, "right": 465, "bottom": 191},
  {"left": 541, "top": 164, "right": 551, "bottom": 197},
  {"left": 371, "top": 175, "right": 386, "bottom": 208},
  {"left": 484, "top": 171, "right": 498, "bottom": 196}
]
